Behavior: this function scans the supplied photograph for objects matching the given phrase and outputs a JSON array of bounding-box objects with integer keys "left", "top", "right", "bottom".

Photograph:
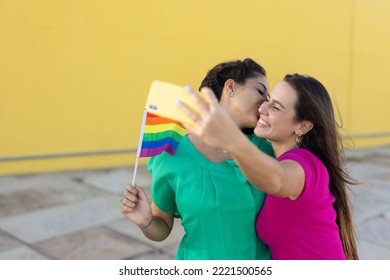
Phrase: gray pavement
[{"left": 0, "top": 146, "right": 389, "bottom": 260}]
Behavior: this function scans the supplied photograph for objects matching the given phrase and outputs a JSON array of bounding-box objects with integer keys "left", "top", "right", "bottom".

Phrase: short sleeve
[
  {"left": 278, "top": 149, "right": 316, "bottom": 201},
  {"left": 148, "top": 156, "right": 180, "bottom": 217}
]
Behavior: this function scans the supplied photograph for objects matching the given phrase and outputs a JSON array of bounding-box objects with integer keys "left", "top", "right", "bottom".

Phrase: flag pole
[
  {"left": 132, "top": 110, "right": 148, "bottom": 185},
  {"left": 131, "top": 157, "right": 139, "bottom": 185}
]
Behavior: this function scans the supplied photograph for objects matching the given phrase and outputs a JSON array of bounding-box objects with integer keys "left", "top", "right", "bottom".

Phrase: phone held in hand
[{"left": 145, "top": 80, "right": 204, "bottom": 125}]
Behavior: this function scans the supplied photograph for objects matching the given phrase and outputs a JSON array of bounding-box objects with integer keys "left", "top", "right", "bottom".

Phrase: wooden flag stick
[
  {"left": 131, "top": 157, "right": 139, "bottom": 185},
  {"left": 131, "top": 110, "right": 148, "bottom": 185}
]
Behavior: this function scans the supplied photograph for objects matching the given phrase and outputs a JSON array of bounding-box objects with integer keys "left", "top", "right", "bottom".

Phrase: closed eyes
[{"left": 256, "top": 90, "right": 269, "bottom": 101}]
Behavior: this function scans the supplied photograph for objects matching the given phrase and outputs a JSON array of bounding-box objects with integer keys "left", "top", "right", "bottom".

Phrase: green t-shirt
[{"left": 148, "top": 134, "right": 274, "bottom": 260}]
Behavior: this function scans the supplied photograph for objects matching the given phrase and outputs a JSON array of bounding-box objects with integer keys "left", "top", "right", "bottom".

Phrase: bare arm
[
  {"left": 121, "top": 184, "right": 174, "bottom": 241},
  {"left": 226, "top": 133, "right": 305, "bottom": 199},
  {"left": 142, "top": 201, "right": 174, "bottom": 241},
  {"left": 178, "top": 87, "right": 305, "bottom": 199}
]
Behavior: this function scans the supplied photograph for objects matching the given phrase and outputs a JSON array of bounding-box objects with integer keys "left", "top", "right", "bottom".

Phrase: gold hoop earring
[{"left": 295, "top": 133, "right": 302, "bottom": 147}]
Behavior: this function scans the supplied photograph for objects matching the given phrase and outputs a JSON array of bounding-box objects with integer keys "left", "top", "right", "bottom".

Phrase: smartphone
[{"left": 145, "top": 80, "right": 204, "bottom": 125}]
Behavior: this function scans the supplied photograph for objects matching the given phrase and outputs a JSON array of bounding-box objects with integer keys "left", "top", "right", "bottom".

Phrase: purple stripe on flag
[{"left": 139, "top": 144, "right": 176, "bottom": 157}]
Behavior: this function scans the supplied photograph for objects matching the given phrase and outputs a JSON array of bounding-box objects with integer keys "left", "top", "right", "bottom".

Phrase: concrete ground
[{"left": 0, "top": 146, "right": 389, "bottom": 260}]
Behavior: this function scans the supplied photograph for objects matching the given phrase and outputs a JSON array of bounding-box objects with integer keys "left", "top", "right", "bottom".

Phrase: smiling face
[
  {"left": 222, "top": 74, "right": 268, "bottom": 129},
  {"left": 254, "top": 80, "right": 302, "bottom": 151}
]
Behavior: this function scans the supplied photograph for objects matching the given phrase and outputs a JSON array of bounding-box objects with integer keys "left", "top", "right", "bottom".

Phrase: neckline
[{"left": 182, "top": 135, "right": 237, "bottom": 172}]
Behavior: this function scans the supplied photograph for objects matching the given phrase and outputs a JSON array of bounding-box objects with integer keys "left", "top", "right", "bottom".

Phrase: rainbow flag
[{"left": 136, "top": 111, "right": 188, "bottom": 157}]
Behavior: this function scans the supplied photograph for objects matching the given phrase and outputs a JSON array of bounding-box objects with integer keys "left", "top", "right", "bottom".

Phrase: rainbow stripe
[{"left": 137, "top": 112, "right": 187, "bottom": 157}]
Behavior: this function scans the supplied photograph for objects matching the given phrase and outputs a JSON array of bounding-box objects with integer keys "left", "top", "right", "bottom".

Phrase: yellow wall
[{"left": 1, "top": 0, "right": 389, "bottom": 175}]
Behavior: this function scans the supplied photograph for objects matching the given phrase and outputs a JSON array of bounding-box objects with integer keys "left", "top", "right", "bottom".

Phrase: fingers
[
  {"left": 131, "top": 184, "right": 148, "bottom": 200},
  {"left": 176, "top": 86, "right": 204, "bottom": 126},
  {"left": 130, "top": 187, "right": 138, "bottom": 195},
  {"left": 184, "top": 86, "right": 210, "bottom": 113},
  {"left": 121, "top": 183, "right": 150, "bottom": 208},
  {"left": 200, "top": 86, "right": 218, "bottom": 105},
  {"left": 124, "top": 184, "right": 138, "bottom": 200},
  {"left": 121, "top": 184, "right": 139, "bottom": 213},
  {"left": 176, "top": 99, "right": 199, "bottom": 125},
  {"left": 177, "top": 85, "right": 219, "bottom": 128}
]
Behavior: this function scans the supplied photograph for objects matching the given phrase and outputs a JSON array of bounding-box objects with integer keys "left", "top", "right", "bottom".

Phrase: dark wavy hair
[
  {"left": 199, "top": 58, "right": 266, "bottom": 134},
  {"left": 284, "top": 73, "right": 359, "bottom": 260}
]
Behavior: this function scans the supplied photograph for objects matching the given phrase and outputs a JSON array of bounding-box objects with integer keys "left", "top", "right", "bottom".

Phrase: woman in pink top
[{"left": 178, "top": 73, "right": 358, "bottom": 260}]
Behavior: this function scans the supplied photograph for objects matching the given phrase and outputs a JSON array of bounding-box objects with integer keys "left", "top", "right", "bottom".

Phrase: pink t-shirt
[{"left": 256, "top": 148, "right": 346, "bottom": 260}]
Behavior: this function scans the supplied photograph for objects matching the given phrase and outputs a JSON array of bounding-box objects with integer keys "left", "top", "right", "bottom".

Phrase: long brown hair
[{"left": 284, "top": 73, "right": 359, "bottom": 260}]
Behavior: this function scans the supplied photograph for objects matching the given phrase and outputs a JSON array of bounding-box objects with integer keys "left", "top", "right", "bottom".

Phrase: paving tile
[
  {"left": 0, "top": 181, "right": 105, "bottom": 219},
  {"left": 345, "top": 146, "right": 390, "bottom": 161},
  {"left": 34, "top": 226, "right": 152, "bottom": 260},
  {"left": 350, "top": 180, "right": 390, "bottom": 201},
  {"left": 0, "top": 173, "right": 72, "bottom": 195},
  {"left": 364, "top": 156, "right": 390, "bottom": 166},
  {"left": 379, "top": 173, "right": 390, "bottom": 181},
  {"left": 159, "top": 243, "right": 180, "bottom": 258},
  {"left": 366, "top": 147, "right": 390, "bottom": 159},
  {"left": 357, "top": 240, "right": 390, "bottom": 260},
  {"left": 349, "top": 181, "right": 390, "bottom": 223},
  {"left": 0, "top": 232, "right": 21, "bottom": 252},
  {"left": 0, "top": 245, "right": 49, "bottom": 260},
  {"left": 350, "top": 194, "right": 390, "bottom": 224},
  {"left": 0, "top": 147, "right": 389, "bottom": 260},
  {"left": 83, "top": 166, "right": 152, "bottom": 195},
  {"left": 0, "top": 196, "right": 122, "bottom": 244},
  {"left": 0, "top": 169, "right": 114, "bottom": 193},
  {"left": 130, "top": 249, "right": 174, "bottom": 260},
  {"left": 347, "top": 162, "right": 390, "bottom": 182},
  {"left": 0, "top": 176, "right": 24, "bottom": 193},
  {"left": 106, "top": 217, "right": 184, "bottom": 250},
  {"left": 384, "top": 210, "right": 390, "bottom": 220},
  {"left": 355, "top": 217, "right": 390, "bottom": 248}
]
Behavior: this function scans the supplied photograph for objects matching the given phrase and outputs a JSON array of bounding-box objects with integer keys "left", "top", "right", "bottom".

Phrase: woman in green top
[{"left": 121, "top": 58, "right": 274, "bottom": 259}]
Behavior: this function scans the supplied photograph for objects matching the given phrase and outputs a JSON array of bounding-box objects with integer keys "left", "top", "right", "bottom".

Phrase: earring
[
  {"left": 229, "top": 89, "right": 234, "bottom": 97},
  {"left": 295, "top": 132, "right": 302, "bottom": 147}
]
